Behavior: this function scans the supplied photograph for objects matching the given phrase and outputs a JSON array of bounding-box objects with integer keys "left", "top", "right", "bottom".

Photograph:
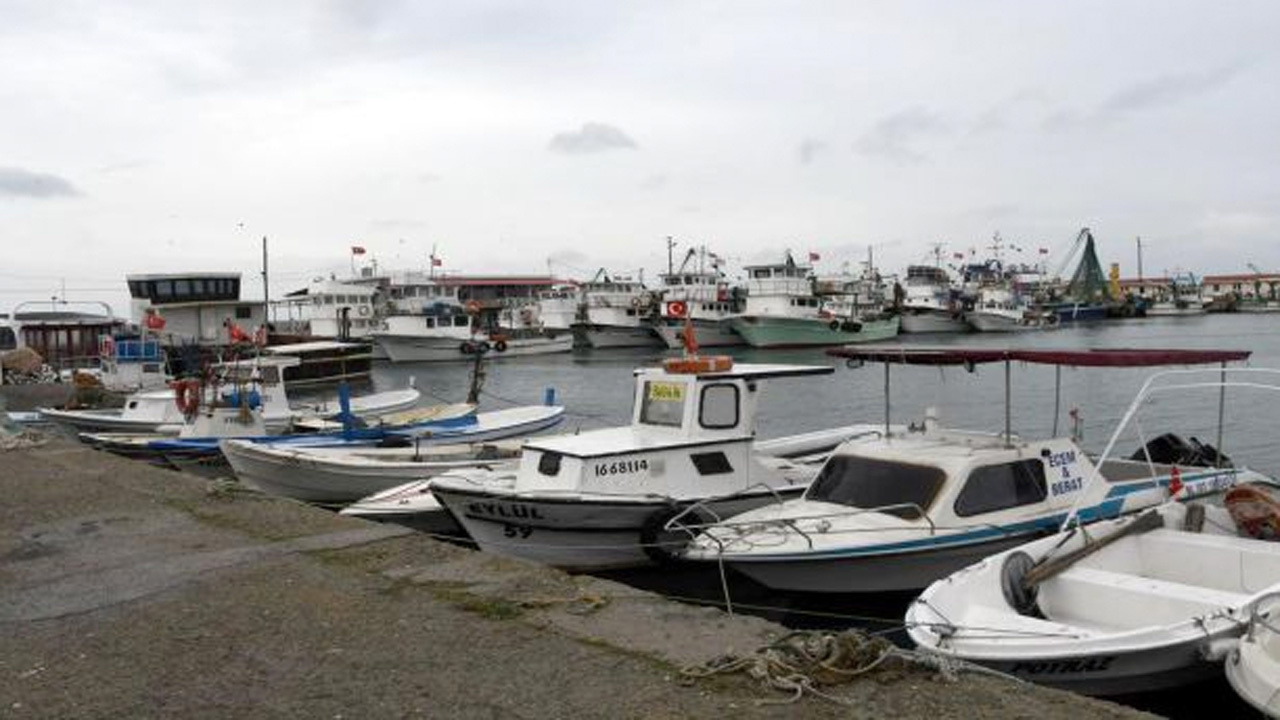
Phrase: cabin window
[
  {"left": 0, "top": 327, "right": 15, "bottom": 351},
  {"left": 699, "top": 384, "right": 739, "bottom": 429},
  {"left": 953, "top": 460, "right": 1047, "bottom": 517},
  {"left": 235, "top": 306, "right": 252, "bottom": 319},
  {"left": 640, "top": 380, "right": 686, "bottom": 427},
  {"left": 537, "top": 452, "right": 562, "bottom": 476},
  {"left": 425, "top": 317, "right": 436, "bottom": 329},
  {"left": 690, "top": 451, "right": 734, "bottom": 475},
  {"left": 453, "top": 316, "right": 469, "bottom": 327},
  {"left": 806, "top": 456, "right": 946, "bottom": 519}
]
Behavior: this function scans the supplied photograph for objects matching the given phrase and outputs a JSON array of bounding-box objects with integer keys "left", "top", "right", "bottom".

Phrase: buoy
[{"left": 663, "top": 355, "right": 734, "bottom": 374}]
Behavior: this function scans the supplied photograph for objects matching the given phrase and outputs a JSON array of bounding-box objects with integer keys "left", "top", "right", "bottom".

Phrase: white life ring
[{"left": 358, "top": 305, "right": 370, "bottom": 316}]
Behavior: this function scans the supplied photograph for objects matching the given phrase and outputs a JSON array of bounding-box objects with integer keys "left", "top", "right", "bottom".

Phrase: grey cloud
[
  {"left": 1102, "top": 65, "right": 1241, "bottom": 115},
  {"left": 853, "top": 108, "right": 946, "bottom": 164},
  {"left": 548, "top": 122, "right": 637, "bottom": 155},
  {"left": 0, "top": 167, "right": 79, "bottom": 198},
  {"left": 798, "top": 138, "right": 827, "bottom": 165},
  {"left": 1047, "top": 65, "right": 1242, "bottom": 131}
]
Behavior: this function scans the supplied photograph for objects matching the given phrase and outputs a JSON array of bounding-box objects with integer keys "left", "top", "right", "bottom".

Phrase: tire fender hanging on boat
[
  {"left": 639, "top": 505, "right": 713, "bottom": 565},
  {"left": 494, "top": 340, "right": 508, "bottom": 353}
]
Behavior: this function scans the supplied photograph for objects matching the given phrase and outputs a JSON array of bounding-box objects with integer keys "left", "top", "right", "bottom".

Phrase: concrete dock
[{"left": 1, "top": 437, "right": 1145, "bottom": 718}]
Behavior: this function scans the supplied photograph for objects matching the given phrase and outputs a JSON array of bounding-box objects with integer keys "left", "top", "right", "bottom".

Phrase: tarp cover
[{"left": 827, "top": 347, "right": 1252, "bottom": 367}]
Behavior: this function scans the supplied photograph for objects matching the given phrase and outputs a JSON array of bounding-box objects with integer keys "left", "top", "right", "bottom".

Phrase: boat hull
[
  {"left": 722, "top": 533, "right": 1035, "bottom": 593},
  {"left": 221, "top": 441, "right": 520, "bottom": 504},
  {"left": 899, "top": 311, "right": 968, "bottom": 334},
  {"left": 1049, "top": 304, "right": 1109, "bottom": 323},
  {"left": 967, "top": 312, "right": 1057, "bottom": 333},
  {"left": 432, "top": 486, "right": 806, "bottom": 571},
  {"left": 374, "top": 333, "right": 572, "bottom": 362},
  {"left": 1145, "top": 305, "right": 1208, "bottom": 317},
  {"left": 571, "top": 324, "right": 663, "bottom": 349},
  {"left": 653, "top": 319, "right": 744, "bottom": 348},
  {"left": 729, "top": 316, "right": 899, "bottom": 348}
]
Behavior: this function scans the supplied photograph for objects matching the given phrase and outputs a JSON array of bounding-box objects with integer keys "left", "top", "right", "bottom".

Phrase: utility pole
[
  {"left": 261, "top": 236, "right": 270, "bottom": 329},
  {"left": 1136, "top": 237, "right": 1144, "bottom": 281}
]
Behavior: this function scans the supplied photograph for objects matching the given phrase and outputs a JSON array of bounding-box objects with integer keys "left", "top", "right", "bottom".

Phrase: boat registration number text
[{"left": 594, "top": 459, "right": 649, "bottom": 477}]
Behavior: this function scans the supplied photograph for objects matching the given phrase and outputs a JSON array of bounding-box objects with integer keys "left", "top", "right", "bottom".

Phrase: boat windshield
[
  {"left": 806, "top": 455, "right": 946, "bottom": 519},
  {"left": 640, "top": 380, "right": 686, "bottom": 427}
]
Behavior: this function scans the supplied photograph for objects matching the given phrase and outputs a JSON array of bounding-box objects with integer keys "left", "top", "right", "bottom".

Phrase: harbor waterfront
[
  {"left": 5, "top": 311, "right": 1279, "bottom": 718},
  {"left": 0, "top": 440, "right": 1141, "bottom": 718}
]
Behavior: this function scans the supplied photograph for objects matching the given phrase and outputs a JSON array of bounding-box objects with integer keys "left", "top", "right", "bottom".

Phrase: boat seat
[
  {"left": 1136, "top": 529, "right": 1280, "bottom": 595},
  {"left": 1039, "top": 566, "right": 1248, "bottom": 631}
]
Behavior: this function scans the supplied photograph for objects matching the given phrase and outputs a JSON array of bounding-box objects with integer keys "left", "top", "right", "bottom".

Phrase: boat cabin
[{"left": 511, "top": 364, "right": 832, "bottom": 499}]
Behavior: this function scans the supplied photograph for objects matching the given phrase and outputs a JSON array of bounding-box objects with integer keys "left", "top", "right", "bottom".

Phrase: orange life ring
[
  {"left": 170, "top": 379, "right": 201, "bottom": 415},
  {"left": 463, "top": 300, "right": 482, "bottom": 315},
  {"left": 666, "top": 300, "right": 688, "bottom": 318},
  {"left": 663, "top": 355, "right": 734, "bottom": 374}
]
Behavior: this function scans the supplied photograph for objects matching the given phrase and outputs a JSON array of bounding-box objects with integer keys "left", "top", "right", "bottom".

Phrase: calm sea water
[{"left": 368, "top": 313, "right": 1279, "bottom": 717}]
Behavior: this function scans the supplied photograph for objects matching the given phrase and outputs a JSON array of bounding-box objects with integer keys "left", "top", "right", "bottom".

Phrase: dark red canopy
[{"left": 826, "top": 347, "right": 1252, "bottom": 367}]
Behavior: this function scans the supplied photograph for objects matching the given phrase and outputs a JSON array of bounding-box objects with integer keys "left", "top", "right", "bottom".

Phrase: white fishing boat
[
  {"left": 729, "top": 253, "right": 899, "bottom": 348},
  {"left": 1227, "top": 590, "right": 1280, "bottom": 716},
  {"left": 430, "top": 357, "right": 883, "bottom": 571},
  {"left": 683, "top": 348, "right": 1258, "bottom": 593},
  {"left": 374, "top": 303, "right": 572, "bottom": 362},
  {"left": 220, "top": 437, "right": 523, "bottom": 504},
  {"left": 1146, "top": 273, "right": 1208, "bottom": 317},
  {"left": 652, "top": 246, "right": 744, "bottom": 349},
  {"left": 967, "top": 285, "right": 1058, "bottom": 332},
  {"left": 572, "top": 270, "right": 663, "bottom": 349},
  {"left": 905, "top": 366, "right": 1280, "bottom": 695},
  {"left": 897, "top": 265, "right": 967, "bottom": 334},
  {"left": 40, "top": 355, "right": 419, "bottom": 434}
]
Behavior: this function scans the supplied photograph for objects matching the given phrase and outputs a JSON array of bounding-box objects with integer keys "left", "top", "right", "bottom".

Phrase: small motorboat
[
  {"left": 906, "top": 498, "right": 1280, "bottom": 695},
  {"left": 430, "top": 354, "right": 883, "bottom": 571},
  {"left": 1226, "top": 591, "right": 1280, "bottom": 717},
  {"left": 682, "top": 348, "right": 1257, "bottom": 593},
  {"left": 221, "top": 439, "right": 523, "bottom": 504},
  {"left": 340, "top": 479, "right": 467, "bottom": 536}
]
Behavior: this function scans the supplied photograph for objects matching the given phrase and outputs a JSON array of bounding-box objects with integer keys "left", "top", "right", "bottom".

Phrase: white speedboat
[
  {"left": 683, "top": 348, "right": 1257, "bottom": 593},
  {"left": 907, "top": 500, "right": 1280, "bottom": 696},
  {"left": 1146, "top": 272, "right": 1209, "bottom": 317},
  {"left": 904, "top": 366, "right": 1280, "bottom": 695},
  {"left": 1227, "top": 590, "right": 1280, "bottom": 717},
  {"left": 221, "top": 439, "right": 522, "bottom": 504},
  {"left": 430, "top": 358, "right": 882, "bottom": 571},
  {"left": 374, "top": 306, "right": 573, "bottom": 362}
]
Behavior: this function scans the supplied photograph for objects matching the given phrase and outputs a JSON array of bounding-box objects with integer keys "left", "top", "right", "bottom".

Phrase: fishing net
[{"left": 1064, "top": 230, "right": 1111, "bottom": 303}]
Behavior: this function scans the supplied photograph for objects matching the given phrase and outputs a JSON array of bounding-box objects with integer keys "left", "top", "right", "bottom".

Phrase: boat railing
[
  {"left": 1063, "top": 367, "right": 1280, "bottom": 531},
  {"left": 686, "top": 501, "right": 939, "bottom": 551},
  {"left": 1245, "top": 588, "right": 1280, "bottom": 642}
]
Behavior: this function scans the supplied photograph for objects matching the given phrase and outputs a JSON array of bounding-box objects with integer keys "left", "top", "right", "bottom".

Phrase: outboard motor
[{"left": 1129, "top": 432, "right": 1232, "bottom": 468}]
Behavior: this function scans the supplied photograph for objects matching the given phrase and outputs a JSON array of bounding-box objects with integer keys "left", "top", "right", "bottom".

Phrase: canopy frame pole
[
  {"left": 1004, "top": 359, "right": 1012, "bottom": 447},
  {"left": 1216, "top": 360, "right": 1226, "bottom": 467},
  {"left": 1052, "top": 365, "right": 1062, "bottom": 437},
  {"left": 884, "top": 362, "right": 891, "bottom": 438}
]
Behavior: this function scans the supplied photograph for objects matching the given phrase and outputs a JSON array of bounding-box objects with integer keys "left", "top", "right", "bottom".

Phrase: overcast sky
[{"left": 3, "top": 0, "right": 1278, "bottom": 314}]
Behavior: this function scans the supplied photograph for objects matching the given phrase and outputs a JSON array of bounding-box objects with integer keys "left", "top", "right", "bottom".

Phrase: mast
[
  {"left": 261, "top": 236, "right": 270, "bottom": 329},
  {"left": 1136, "top": 236, "right": 1144, "bottom": 281},
  {"left": 666, "top": 236, "right": 677, "bottom": 276}
]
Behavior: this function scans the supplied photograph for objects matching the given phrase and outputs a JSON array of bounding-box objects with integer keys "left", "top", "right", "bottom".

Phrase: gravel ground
[{"left": 0, "top": 439, "right": 1150, "bottom": 719}]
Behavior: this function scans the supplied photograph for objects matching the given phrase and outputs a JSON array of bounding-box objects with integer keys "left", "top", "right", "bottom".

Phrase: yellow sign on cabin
[{"left": 647, "top": 381, "right": 685, "bottom": 402}]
